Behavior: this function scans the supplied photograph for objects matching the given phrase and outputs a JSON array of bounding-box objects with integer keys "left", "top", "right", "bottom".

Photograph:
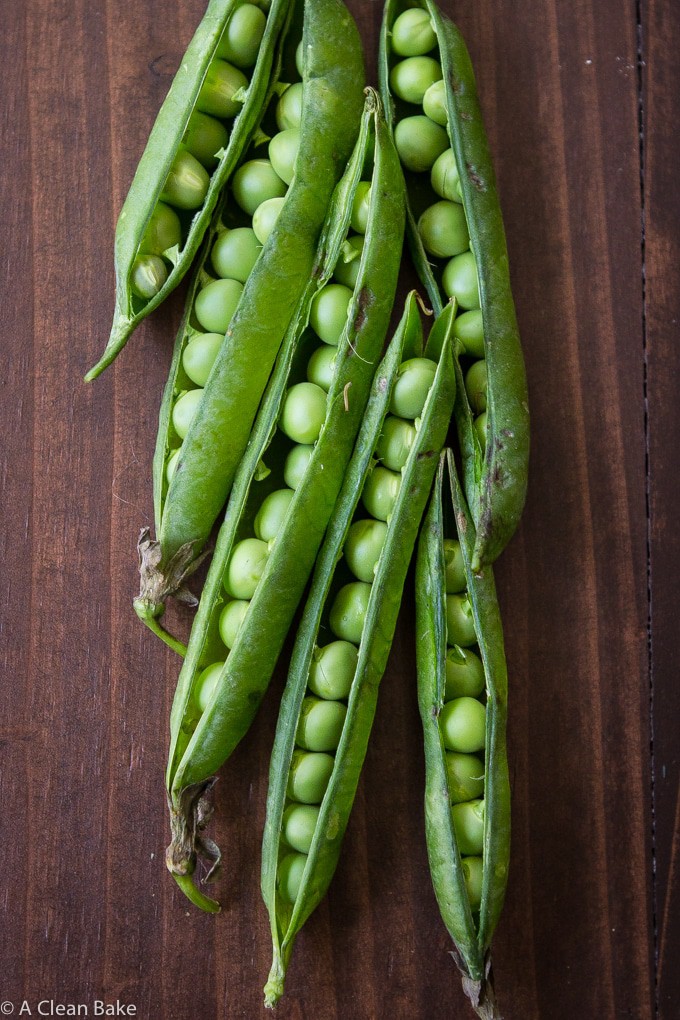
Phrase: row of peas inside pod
[
  {"left": 164, "top": 40, "right": 341, "bottom": 487},
  {"left": 187, "top": 195, "right": 386, "bottom": 718},
  {"left": 386, "top": 3, "right": 488, "bottom": 450},
  {"left": 275, "top": 354, "right": 439, "bottom": 904},
  {"left": 131, "top": 1, "right": 273, "bottom": 304}
]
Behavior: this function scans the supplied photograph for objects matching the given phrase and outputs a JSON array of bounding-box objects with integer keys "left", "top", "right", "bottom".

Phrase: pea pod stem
[
  {"left": 161, "top": 88, "right": 406, "bottom": 907},
  {"left": 86, "top": 0, "right": 293, "bottom": 380},
  {"left": 415, "top": 449, "right": 510, "bottom": 1018},
  {"left": 379, "top": 0, "right": 529, "bottom": 571},
  {"left": 261, "top": 298, "right": 456, "bottom": 1006}
]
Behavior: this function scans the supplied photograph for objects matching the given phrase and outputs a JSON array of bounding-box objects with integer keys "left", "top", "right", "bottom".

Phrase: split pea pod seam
[
  {"left": 379, "top": 0, "right": 529, "bottom": 571},
  {"left": 162, "top": 89, "right": 405, "bottom": 910},
  {"left": 138, "top": 0, "right": 366, "bottom": 612},
  {"left": 261, "top": 295, "right": 456, "bottom": 1006},
  {"left": 415, "top": 448, "right": 510, "bottom": 1019},
  {"left": 86, "top": 0, "right": 293, "bottom": 381}
]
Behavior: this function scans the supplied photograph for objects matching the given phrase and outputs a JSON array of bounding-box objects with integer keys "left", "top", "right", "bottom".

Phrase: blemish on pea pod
[
  {"left": 379, "top": 0, "right": 529, "bottom": 572},
  {"left": 135, "top": 0, "right": 365, "bottom": 619},
  {"left": 415, "top": 447, "right": 510, "bottom": 1019},
  {"left": 162, "top": 89, "right": 405, "bottom": 911},
  {"left": 261, "top": 296, "right": 456, "bottom": 1008},
  {"left": 86, "top": 0, "right": 293, "bottom": 381}
]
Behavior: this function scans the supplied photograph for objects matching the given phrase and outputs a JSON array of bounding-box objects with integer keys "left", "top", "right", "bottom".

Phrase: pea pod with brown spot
[
  {"left": 416, "top": 448, "right": 510, "bottom": 1018},
  {"left": 161, "top": 88, "right": 405, "bottom": 911},
  {"left": 380, "top": 0, "right": 529, "bottom": 571}
]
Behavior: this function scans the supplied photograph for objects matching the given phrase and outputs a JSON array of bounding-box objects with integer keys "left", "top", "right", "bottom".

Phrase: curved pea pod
[
  {"left": 162, "top": 89, "right": 405, "bottom": 910},
  {"left": 139, "top": 0, "right": 365, "bottom": 607},
  {"left": 379, "top": 0, "right": 529, "bottom": 571},
  {"left": 261, "top": 301, "right": 456, "bottom": 1007},
  {"left": 86, "top": 0, "right": 293, "bottom": 381},
  {"left": 415, "top": 448, "right": 510, "bottom": 1019}
]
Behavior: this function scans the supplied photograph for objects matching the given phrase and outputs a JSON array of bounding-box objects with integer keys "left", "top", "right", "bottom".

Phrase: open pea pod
[
  {"left": 415, "top": 448, "right": 510, "bottom": 1019},
  {"left": 261, "top": 299, "right": 456, "bottom": 1007},
  {"left": 135, "top": 0, "right": 365, "bottom": 608},
  {"left": 379, "top": 0, "right": 529, "bottom": 571},
  {"left": 161, "top": 88, "right": 405, "bottom": 911},
  {"left": 86, "top": 0, "right": 294, "bottom": 381}
]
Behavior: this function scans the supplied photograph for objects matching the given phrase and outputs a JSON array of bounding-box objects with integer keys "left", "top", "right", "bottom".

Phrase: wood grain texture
[{"left": 0, "top": 0, "right": 663, "bottom": 1017}]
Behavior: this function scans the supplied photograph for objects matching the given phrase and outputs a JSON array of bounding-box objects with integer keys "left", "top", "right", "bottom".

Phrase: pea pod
[
  {"left": 379, "top": 0, "right": 529, "bottom": 571},
  {"left": 261, "top": 297, "right": 456, "bottom": 1007},
  {"left": 86, "top": 0, "right": 294, "bottom": 381},
  {"left": 135, "top": 0, "right": 365, "bottom": 611},
  {"left": 162, "top": 88, "right": 405, "bottom": 910},
  {"left": 415, "top": 447, "right": 510, "bottom": 1018}
]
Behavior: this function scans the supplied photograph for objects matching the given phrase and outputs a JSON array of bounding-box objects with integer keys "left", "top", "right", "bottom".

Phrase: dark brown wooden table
[{"left": 2, "top": 1, "right": 676, "bottom": 1017}]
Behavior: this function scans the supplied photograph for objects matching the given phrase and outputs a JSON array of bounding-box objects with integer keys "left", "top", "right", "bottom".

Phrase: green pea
[
  {"left": 283, "top": 804, "right": 320, "bottom": 854},
  {"left": 194, "top": 277, "right": 243, "bottom": 333},
  {"left": 269, "top": 128, "right": 301, "bottom": 186},
  {"left": 278, "top": 852, "right": 306, "bottom": 905},
  {"left": 182, "top": 110, "right": 229, "bottom": 170},
  {"left": 276, "top": 81, "right": 304, "bottom": 130},
  {"left": 445, "top": 752, "right": 485, "bottom": 804},
  {"left": 252, "top": 195, "right": 286, "bottom": 245},
  {"left": 440, "top": 697, "right": 486, "bottom": 753},
  {"left": 296, "top": 696, "right": 348, "bottom": 752},
  {"left": 218, "top": 598, "right": 249, "bottom": 649},
  {"left": 390, "top": 8, "right": 436, "bottom": 57},
  {"left": 333, "top": 235, "right": 364, "bottom": 289},
  {"left": 361, "top": 465, "right": 401, "bottom": 521},
  {"left": 166, "top": 448, "right": 181, "bottom": 485},
  {"left": 193, "top": 661, "right": 224, "bottom": 713},
  {"left": 390, "top": 56, "right": 442, "bottom": 105},
  {"left": 280, "top": 382, "right": 327, "bottom": 444},
  {"left": 309, "top": 283, "right": 353, "bottom": 346},
  {"left": 254, "top": 488, "right": 294, "bottom": 542},
  {"left": 140, "top": 201, "right": 182, "bottom": 255},
  {"left": 442, "top": 251, "right": 480, "bottom": 309},
  {"left": 308, "top": 641, "right": 358, "bottom": 700},
  {"left": 160, "top": 149, "right": 210, "bottom": 210},
  {"left": 130, "top": 254, "right": 167, "bottom": 299},
  {"left": 287, "top": 750, "right": 335, "bottom": 804},
  {"left": 451, "top": 799, "right": 485, "bottom": 856},
  {"left": 446, "top": 592, "right": 477, "bottom": 647},
  {"left": 445, "top": 646, "right": 486, "bottom": 700},
  {"left": 389, "top": 357, "right": 437, "bottom": 419},
  {"left": 443, "top": 538, "right": 466, "bottom": 594},
  {"left": 465, "top": 359, "right": 487, "bottom": 414},
  {"left": 216, "top": 3, "right": 266, "bottom": 68},
  {"left": 196, "top": 59, "right": 248, "bottom": 119},
  {"left": 344, "top": 518, "right": 388, "bottom": 582},
  {"left": 375, "top": 416, "right": 416, "bottom": 471},
  {"left": 454, "top": 309, "right": 485, "bottom": 358},
  {"left": 232, "top": 158, "right": 286, "bottom": 215},
  {"left": 431, "top": 148, "right": 462, "bottom": 203},
  {"left": 417, "top": 201, "right": 470, "bottom": 259},
  {"left": 394, "top": 115, "right": 448, "bottom": 173},
  {"left": 474, "top": 411, "right": 488, "bottom": 453},
  {"left": 422, "top": 78, "right": 448, "bottom": 125},
  {"left": 283, "top": 444, "right": 314, "bottom": 489},
  {"left": 211, "top": 227, "right": 260, "bottom": 282},
  {"left": 172, "top": 388, "right": 203, "bottom": 440},
  {"left": 306, "top": 345, "right": 337, "bottom": 392},
  {"left": 350, "top": 181, "right": 372, "bottom": 233},
  {"left": 182, "top": 332, "right": 222, "bottom": 386},
  {"left": 461, "top": 856, "right": 484, "bottom": 912},
  {"left": 329, "top": 581, "right": 371, "bottom": 645},
  {"left": 224, "top": 537, "right": 269, "bottom": 599}
]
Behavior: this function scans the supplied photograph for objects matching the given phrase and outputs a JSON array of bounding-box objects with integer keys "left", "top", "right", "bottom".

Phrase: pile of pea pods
[{"left": 89, "top": 0, "right": 528, "bottom": 1015}]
